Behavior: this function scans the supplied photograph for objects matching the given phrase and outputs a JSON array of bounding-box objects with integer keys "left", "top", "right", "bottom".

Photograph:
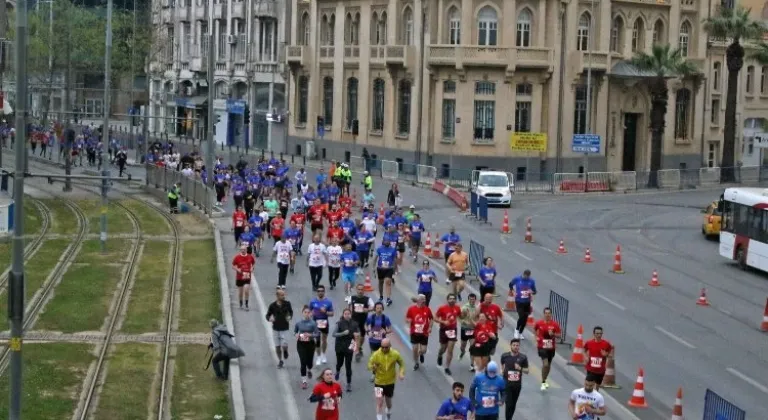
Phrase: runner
[
  {"left": 479, "top": 292, "right": 504, "bottom": 357},
  {"left": 332, "top": 308, "right": 359, "bottom": 391},
  {"left": 348, "top": 283, "right": 374, "bottom": 362},
  {"left": 340, "top": 243, "right": 360, "bottom": 296},
  {"left": 415, "top": 260, "right": 437, "bottom": 306},
  {"left": 295, "top": 305, "right": 319, "bottom": 389},
  {"left": 365, "top": 302, "right": 392, "bottom": 359},
  {"left": 309, "top": 368, "right": 343, "bottom": 420},
  {"left": 307, "top": 235, "right": 327, "bottom": 290},
  {"left": 436, "top": 293, "right": 462, "bottom": 375},
  {"left": 264, "top": 193, "right": 280, "bottom": 234},
  {"left": 446, "top": 243, "right": 469, "bottom": 301},
  {"left": 500, "top": 338, "right": 529, "bottom": 420},
  {"left": 327, "top": 220, "right": 345, "bottom": 244},
  {"left": 408, "top": 213, "right": 425, "bottom": 263},
  {"left": 509, "top": 269, "right": 537, "bottom": 340},
  {"left": 459, "top": 293, "right": 479, "bottom": 368},
  {"left": 289, "top": 207, "right": 307, "bottom": 254},
  {"left": 270, "top": 212, "right": 286, "bottom": 244},
  {"left": 309, "top": 198, "right": 326, "bottom": 234},
  {"left": 238, "top": 225, "right": 256, "bottom": 255},
  {"left": 469, "top": 361, "right": 505, "bottom": 420},
  {"left": 478, "top": 257, "right": 497, "bottom": 299},
  {"left": 470, "top": 312, "right": 495, "bottom": 373},
  {"left": 266, "top": 287, "right": 294, "bottom": 368},
  {"left": 248, "top": 209, "right": 264, "bottom": 256},
  {"left": 568, "top": 377, "right": 607, "bottom": 420},
  {"left": 439, "top": 227, "right": 461, "bottom": 284},
  {"left": 405, "top": 294, "right": 434, "bottom": 370},
  {"left": 373, "top": 238, "right": 397, "bottom": 306},
  {"left": 394, "top": 223, "right": 408, "bottom": 274},
  {"left": 367, "top": 337, "right": 406, "bottom": 420},
  {"left": 534, "top": 307, "right": 562, "bottom": 391},
  {"left": 381, "top": 226, "right": 400, "bottom": 278},
  {"left": 271, "top": 235, "right": 293, "bottom": 288},
  {"left": 436, "top": 381, "right": 474, "bottom": 420},
  {"left": 583, "top": 326, "right": 613, "bottom": 391},
  {"left": 232, "top": 206, "right": 247, "bottom": 246},
  {"left": 326, "top": 238, "right": 343, "bottom": 291},
  {"left": 310, "top": 286, "right": 335, "bottom": 365},
  {"left": 231, "top": 244, "right": 255, "bottom": 311},
  {"left": 285, "top": 220, "right": 303, "bottom": 274},
  {"left": 353, "top": 223, "right": 374, "bottom": 274}
]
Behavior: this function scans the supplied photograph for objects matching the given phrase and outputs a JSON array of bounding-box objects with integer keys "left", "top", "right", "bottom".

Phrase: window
[
  {"left": 573, "top": 85, "right": 589, "bottom": 134},
  {"left": 711, "top": 99, "right": 720, "bottom": 124},
  {"left": 679, "top": 21, "right": 691, "bottom": 57},
  {"left": 442, "top": 99, "right": 456, "bottom": 139},
  {"left": 448, "top": 8, "right": 461, "bottom": 44},
  {"left": 610, "top": 17, "right": 623, "bottom": 52},
  {"left": 674, "top": 88, "right": 691, "bottom": 139},
  {"left": 713, "top": 62, "right": 721, "bottom": 91},
  {"left": 652, "top": 19, "right": 664, "bottom": 45},
  {"left": 323, "top": 77, "right": 333, "bottom": 126},
  {"left": 260, "top": 18, "right": 276, "bottom": 61},
  {"left": 372, "top": 78, "right": 385, "bottom": 131},
  {"left": 443, "top": 80, "right": 456, "bottom": 93},
  {"left": 475, "top": 81, "right": 496, "bottom": 95},
  {"left": 577, "top": 13, "right": 591, "bottom": 51},
  {"left": 746, "top": 66, "right": 755, "bottom": 94},
  {"left": 474, "top": 100, "right": 495, "bottom": 141},
  {"left": 707, "top": 142, "right": 718, "bottom": 167},
  {"left": 477, "top": 6, "right": 498, "bottom": 46},
  {"left": 516, "top": 9, "right": 532, "bottom": 47},
  {"left": 514, "top": 83, "right": 532, "bottom": 133},
  {"left": 403, "top": 8, "right": 414, "bottom": 45},
  {"left": 297, "top": 76, "right": 309, "bottom": 124},
  {"left": 344, "top": 13, "right": 360, "bottom": 45},
  {"left": 301, "top": 13, "right": 310, "bottom": 46},
  {"left": 326, "top": 15, "right": 336, "bottom": 46},
  {"left": 397, "top": 80, "right": 412, "bottom": 135},
  {"left": 346, "top": 78, "right": 358, "bottom": 129},
  {"left": 632, "top": 19, "right": 644, "bottom": 52},
  {"left": 371, "top": 12, "right": 387, "bottom": 45},
  {"left": 762, "top": 66, "right": 767, "bottom": 94}
]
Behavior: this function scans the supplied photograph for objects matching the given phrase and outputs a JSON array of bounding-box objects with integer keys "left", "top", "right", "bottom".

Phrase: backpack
[{"left": 214, "top": 329, "right": 246, "bottom": 359}]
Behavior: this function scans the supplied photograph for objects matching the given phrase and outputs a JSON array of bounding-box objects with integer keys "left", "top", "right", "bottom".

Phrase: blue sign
[
  {"left": 572, "top": 134, "right": 601, "bottom": 154},
  {"left": 227, "top": 99, "right": 246, "bottom": 115}
]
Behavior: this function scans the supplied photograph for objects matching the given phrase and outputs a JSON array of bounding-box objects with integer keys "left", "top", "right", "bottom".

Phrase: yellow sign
[{"left": 510, "top": 132, "right": 547, "bottom": 152}]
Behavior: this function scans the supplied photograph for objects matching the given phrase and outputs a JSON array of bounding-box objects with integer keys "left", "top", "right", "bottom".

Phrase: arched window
[
  {"left": 328, "top": 14, "right": 335, "bottom": 46},
  {"left": 632, "top": 19, "right": 644, "bottom": 52},
  {"left": 297, "top": 76, "right": 309, "bottom": 124},
  {"left": 679, "top": 21, "right": 691, "bottom": 57},
  {"left": 577, "top": 13, "right": 591, "bottom": 51},
  {"left": 301, "top": 13, "right": 310, "bottom": 46},
  {"left": 477, "top": 6, "right": 498, "bottom": 46},
  {"left": 372, "top": 78, "right": 385, "bottom": 132},
  {"left": 746, "top": 66, "right": 755, "bottom": 93},
  {"left": 344, "top": 13, "right": 352, "bottom": 44},
  {"left": 610, "top": 17, "right": 624, "bottom": 52},
  {"left": 674, "top": 88, "right": 691, "bottom": 139},
  {"left": 448, "top": 7, "right": 461, "bottom": 44},
  {"left": 516, "top": 8, "right": 532, "bottom": 47},
  {"left": 377, "top": 12, "right": 388, "bottom": 45},
  {"left": 323, "top": 77, "right": 334, "bottom": 126},
  {"left": 397, "top": 80, "right": 412, "bottom": 135},
  {"left": 713, "top": 62, "right": 721, "bottom": 91},
  {"left": 761, "top": 66, "right": 767, "bottom": 94},
  {"left": 652, "top": 19, "right": 665, "bottom": 45},
  {"left": 352, "top": 13, "right": 360, "bottom": 44},
  {"left": 370, "top": 12, "right": 379, "bottom": 44},
  {"left": 403, "top": 7, "right": 414, "bottom": 45},
  {"left": 321, "top": 16, "right": 329, "bottom": 45},
  {"left": 346, "top": 78, "right": 358, "bottom": 129}
]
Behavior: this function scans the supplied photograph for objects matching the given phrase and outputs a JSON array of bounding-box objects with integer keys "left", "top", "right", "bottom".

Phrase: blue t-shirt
[
  {"left": 509, "top": 276, "right": 537, "bottom": 302},
  {"left": 239, "top": 232, "right": 255, "bottom": 245},
  {"left": 316, "top": 173, "right": 327, "bottom": 185},
  {"left": 478, "top": 267, "right": 497, "bottom": 287},
  {"left": 470, "top": 373, "right": 505, "bottom": 416},
  {"left": 284, "top": 227, "right": 302, "bottom": 245},
  {"left": 376, "top": 245, "right": 397, "bottom": 269},
  {"left": 309, "top": 297, "right": 334, "bottom": 320},
  {"left": 328, "top": 185, "right": 340, "bottom": 201},
  {"left": 365, "top": 313, "right": 391, "bottom": 343},
  {"left": 382, "top": 218, "right": 398, "bottom": 230},
  {"left": 416, "top": 269, "right": 437, "bottom": 294},
  {"left": 233, "top": 184, "right": 245, "bottom": 196},
  {"left": 339, "top": 219, "right": 357, "bottom": 237},
  {"left": 317, "top": 188, "right": 330, "bottom": 203},
  {"left": 354, "top": 231, "right": 374, "bottom": 253},
  {"left": 441, "top": 233, "right": 461, "bottom": 254},
  {"left": 341, "top": 251, "right": 360, "bottom": 274},
  {"left": 436, "top": 397, "right": 474, "bottom": 419},
  {"left": 304, "top": 192, "right": 317, "bottom": 203},
  {"left": 409, "top": 221, "right": 425, "bottom": 240},
  {"left": 382, "top": 231, "right": 399, "bottom": 245},
  {"left": 248, "top": 215, "right": 263, "bottom": 230}
]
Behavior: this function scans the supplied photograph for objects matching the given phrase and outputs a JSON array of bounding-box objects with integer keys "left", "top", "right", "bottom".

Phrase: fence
[
  {"left": 548, "top": 291, "right": 571, "bottom": 346},
  {"left": 145, "top": 164, "right": 215, "bottom": 215},
  {"left": 468, "top": 192, "right": 489, "bottom": 223},
  {"left": 381, "top": 160, "right": 399, "bottom": 180},
  {"left": 416, "top": 164, "right": 437, "bottom": 186},
  {"left": 468, "top": 240, "right": 485, "bottom": 282},
  {"left": 703, "top": 389, "right": 745, "bottom": 420}
]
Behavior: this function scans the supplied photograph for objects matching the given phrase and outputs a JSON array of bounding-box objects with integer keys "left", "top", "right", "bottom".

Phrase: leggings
[
  {"left": 277, "top": 263, "right": 289, "bottom": 286},
  {"left": 309, "top": 266, "right": 324, "bottom": 288},
  {"left": 515, "top": 302, "right": 532, "bottom": 334},
  {"left": 297, "top": 342, "right": 316, "bottom": 377},
  {"left": 328, "top": 267, "right": 340, "bottom": 287},
  {"left": 335, "top": 350, "right": 353, "bottom": 384},
  {"left": 505, "top": 385, "right": 522, "bottom": 420}
]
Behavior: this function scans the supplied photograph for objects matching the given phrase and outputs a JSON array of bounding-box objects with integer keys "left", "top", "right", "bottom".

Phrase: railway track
[{"left": 0, "top": 199, "right": 52, "bottom": 295}]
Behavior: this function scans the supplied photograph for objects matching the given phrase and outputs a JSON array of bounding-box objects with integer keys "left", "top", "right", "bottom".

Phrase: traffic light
[
  {"left": 317, "top": 116, "right": 325, "bottom": 128},
  {"left": 244, "top": 104, "right": 251, "bottom": 125},
  {"left": 352, "top": 119, "right": 359, "bottom": 136},
  {"left": 216, "top": 114, "right": 221, "bottom": 124}
]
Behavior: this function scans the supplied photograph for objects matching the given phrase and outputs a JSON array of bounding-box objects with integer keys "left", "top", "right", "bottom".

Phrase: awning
[
  {"left": 610, "top": 60, "right": 658, "bottom": 78},
  {"left": 174, "top": 95, "right": 208, "bottom": 109}
]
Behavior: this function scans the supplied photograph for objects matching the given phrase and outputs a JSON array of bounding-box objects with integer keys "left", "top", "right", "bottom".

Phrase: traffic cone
[
  {"left": 501, "top": 210, "right": 510, "bottom": 234},
  {"left": 648, "top": 270, "right": 660, "bottom": 287},
  {"left": 671, "top": 387, "right": 684, "bottom": 420},
  {"left": 568, "top": 324, "right": 585, "bottom": 365},
  {"left": 761, "top": 298, "right": 768, "bottom": 332},
  {"left": 556, "top": 239, "right": 567, "bottom": 254},
  {"left": 582, "top": 248, "right": 593, "bottom": 263},
  {"left": 423, "top": 233, "right": 432, "bottom": 256},
  {"left": 627, "top": 367, "right": 649, "bottom": 408},
  {"left": 504, "top": 289, "right": 517, "bottom": 312},
  {"left": 526, "top": 306, "right": 535, "bottom": 327},
  {"left": 696, "top": 288, "right": 710, "bottom": 306},
  {"left": 524, "top": 217, "right": 534, "bottom": 243},
  {"left": 611, "top": 245, "right": 624, "bottom": 274},
  {"left": 363, "top": 273, "right": 374, "bottom": 292},
  {"left": 602, "top": 355, "right": 621, "bottom": 389}
]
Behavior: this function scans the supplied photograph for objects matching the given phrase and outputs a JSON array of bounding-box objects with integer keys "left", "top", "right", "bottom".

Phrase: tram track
[{"left": 0, "top": 198, "right": 52, "bottom": 295}]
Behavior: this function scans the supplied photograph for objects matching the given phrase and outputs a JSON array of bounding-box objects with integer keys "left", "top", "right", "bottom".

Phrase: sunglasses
[{"left": 380, "top": 346, "right": 391, "bottom": 349}]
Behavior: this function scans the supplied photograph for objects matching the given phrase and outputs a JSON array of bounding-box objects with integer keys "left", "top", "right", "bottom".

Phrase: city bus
[{"left": 719, "top": 187, "right": 768, "bottom": 271}]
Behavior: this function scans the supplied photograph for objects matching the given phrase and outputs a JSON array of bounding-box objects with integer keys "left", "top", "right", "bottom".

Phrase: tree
[
  {"left": 703, "top": 6, "right": 766, "bottom": 182},
  {"left": 630, "top": 44, "right": 697, "bottom": 188}
]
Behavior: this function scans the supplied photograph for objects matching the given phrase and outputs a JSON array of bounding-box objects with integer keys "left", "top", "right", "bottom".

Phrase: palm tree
[
  {"left": 703, "top": 6, "right": 765, "bottom": 182},
  {"left": 630, "top": 44, "right": 697, "bottom": 188}
]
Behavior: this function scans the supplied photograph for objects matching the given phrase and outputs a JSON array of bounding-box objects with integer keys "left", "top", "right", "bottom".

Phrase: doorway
[{"left": 622, "top": 113, "right": 639, "bottom": 171}]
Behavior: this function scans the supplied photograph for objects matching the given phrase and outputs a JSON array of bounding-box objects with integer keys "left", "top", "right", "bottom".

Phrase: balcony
[
  {"left": 231, "top": 1, "right": 245, "bottom": 18},
  {"left": 426, "top": 46, "right": 553, "bottom": 71},
  {"left": 370, "top": 45, "right": 386, "bottom": 65},
  {"left": 194, "top": 5, "right": 207, "bottom": 20},
  {"left": 319, "top": 46, "right": 335, "bottom": 64},
  {"left": 286, "top": 45, "right": 309, "bottom": 67},
  {"left": 253, "top": 0, "right": 276, "bottom": 17},
  {"left": 344, "top": 45, "right": 360, "bottom": 64},
  {"left": 568, "top": 50, "right": 611, "bottom": 74},
  {"left": 681, "top": 0, "right": 696, "bottom": 9},
  {"left": 174, "top": 5, "right": 190, "bottom": 21},
  {"left": 385, "top": 45, "right": 416, "bottom": 68}
]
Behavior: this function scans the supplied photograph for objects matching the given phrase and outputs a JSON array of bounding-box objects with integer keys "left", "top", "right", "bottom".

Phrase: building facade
[
  {"left": 147, "top": 0, "right": 288, "bottom": 149},
  {"left": 285, "top": 0, "right": 768, "bottom": 175}
]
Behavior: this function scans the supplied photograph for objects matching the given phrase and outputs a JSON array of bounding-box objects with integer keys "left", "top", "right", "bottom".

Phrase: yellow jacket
[{"left": 367, "top": 348, "right": 405, "bottom": 385}]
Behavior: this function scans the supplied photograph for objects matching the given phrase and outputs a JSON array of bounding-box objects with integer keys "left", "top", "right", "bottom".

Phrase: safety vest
[
  {"left": 342, "top": 168, "right": 352, "bottom": 182},
  {"left": 364, "top": 175, "right": 372, "bottom": 189},
  {"left": 168, "top": 187, "right": 178, "bottom": 200}
]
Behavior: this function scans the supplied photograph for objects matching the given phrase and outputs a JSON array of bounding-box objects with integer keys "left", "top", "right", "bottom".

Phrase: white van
[{"left": 471, "top": 170, "right": 513, "bottom": 207}]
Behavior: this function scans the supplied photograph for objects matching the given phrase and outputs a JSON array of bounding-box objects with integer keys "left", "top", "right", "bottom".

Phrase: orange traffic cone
[
  {"left": 501, "top": 210, "right": 510, "bottom": 234},
  {"left": 671, "top": 387, "right": 684, "bottom": 420},
  {"left": 611, "top": 245, "right": 624, "bottom": 274},
  {"left": 377, "top": 203, "right": 385, "bottom": 225},
  {"left": 697, "top": 287, "right": 710, "bottom": 306},
  {"left": 526, "top": 306, "right": 535, "bottom": 327},
  {"left": 363, "top": 273, "right": 374, "bottom": 292},
  {"left": 761, "top": 298, "right": 768, "bottom": 332},
  {"left": 524, "top": 217, "right": 534, "bottom": 243},
  {"left": 627, "top": 367, "right": 649, "bottom": 408},
  {"left": 582, "top": 248, "right": 593, "bottom": 263},
  {"left": 423, "top": 233, "right": 433, "bottom": 256},
  {"left": 556, "top": 239, "right": 567, "bottom": 254},
  {"left": 648, "top": 270, "right": 660, "bottom": 287},
  {"left": 504, "top": 289, "right": 517, "bottom": 312},
  {"left": 602, "top": 355, "right": 621, "bottom": 389},
  {"left": 568, "top": 324, "right": 585, "bottom": 365}
]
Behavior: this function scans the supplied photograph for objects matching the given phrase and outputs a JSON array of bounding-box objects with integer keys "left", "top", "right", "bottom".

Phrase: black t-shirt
[
  {"left": 500, "top": 351, "right": 529, "bottom": 387},
  {"left": 349, "top": 295, "right": 371, "bottom": 322},
  {"left": 334, "top": 319, "right": 359, "bottom": 353}
]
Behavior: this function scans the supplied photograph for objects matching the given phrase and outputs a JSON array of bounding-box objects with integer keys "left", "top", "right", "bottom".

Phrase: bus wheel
[{"left": 735, "top": 246, "right": 747, "bottom": 270}]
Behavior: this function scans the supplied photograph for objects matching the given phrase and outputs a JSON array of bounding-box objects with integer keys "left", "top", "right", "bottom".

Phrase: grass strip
[
  {"left": 0, "top": 239, "right": 72, "bottom": 331},
  {"left": 171, "top": 344, "right": 231, "bottom": 420},
  {"left": 24, "top": 198, "right": 43, "bottom": 235},
  {"left": 121, "top": 241, "right": 171, "bottom": 333},
  {"left": 94, "top": 343, "right": 160, "bottom": 420},
  {"left": 42, "top": 199, "right": 79, "bottom": 235},
  {"left": 0, "top": 343, "right": 95, "bottom": 418},
  {"left": 75, "top": 199, "right": 135, "bottom": 235},
  {"left": 120, "top": 200, "right": 171, "bottom": 236},
  {"left": 36, "top": 239, "right": 130, "bottom": 333},
  {"left": 177, "top": 240, "right": 220, "bottom": 333}
]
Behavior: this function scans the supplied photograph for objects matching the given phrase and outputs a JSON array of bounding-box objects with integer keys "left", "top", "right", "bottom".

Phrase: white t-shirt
[
  {"left": 259, "top": 211, "right": 270, "bottom": 222},
  {"left": 326, "top": 245, "right": 343, "bottom": 268},
  {"left": 569, "top": 388, "right": 605, "bottom": 420},
  {"left": 273, "top": 241, "right": 293, "bottom": 265},
  {"left": 307, "top": 243, "right": 327, "bottom": 267},
  {"left": 361, "top": 218, "right": 376, "bottom": 234}
]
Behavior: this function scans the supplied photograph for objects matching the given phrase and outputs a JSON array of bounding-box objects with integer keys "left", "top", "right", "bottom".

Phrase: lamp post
[{"left": 583, "top": 0, "right": 595, "bottom": 179}]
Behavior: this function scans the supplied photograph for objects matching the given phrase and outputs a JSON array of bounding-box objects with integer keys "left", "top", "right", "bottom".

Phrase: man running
[
  {"left": 340, "top": 243, "right": 360, "bottom": 296},
  {"left": 271, "top": 235, "right": 293, "bottom": 288},
  {"left": 232, "top": 244, "right": 255, "bottom": 310},
  {"left": 405, "top": 294, "right": 433, "bottom": 370},
  {"left": 583, "top": 326, "right": 613, "bottom": 391},
  {"left": 500, "top": 338, "right": 529, "bottom": 420},
  {"left": 367, "top": 338, "right": 405, "bottom": 420},
  {"left": 435, "top": 293, "right": 462, "bottom": 375},
  {"left": 446, "top": 243, "right": 469, "bottom": 301},
  {"left": 285, "top": 220, "right": 303, "bottom": 274},
  {"left": 459, "top": 293, "right": 479, "bottom": 368},
  {"left": 436, "top": 381, "right": 474, "bottom": 420},
  {"left": 534, "top": 307, "right": 562, "bottom": 391},
  {"left": 469, "top": 361, "right": 505, "bottom": 420},
  {"left": 232, "top": 206, "right": 247, "bottom": 245},
  {"left": 509, "top": 269, "right": 537, "bottom": 340},
  {"left": 348, "top": 283, "right": 374, "bottom": 362},
  {"left": 373, "top": 238, "right": 397, "bottom": 306},
  {"left": 307, "top": 235, "right": 328, "bottom": 290},
  {"left": 310, "top": 286, "right": 335, "bottom": 365},
  {"left": 439, "top": 227, "right": 461, "bottom": 284},
  {"left": 326, "top": 238, "right": 343, "bottom": 290},
  {"left": 365, "top": 302, "right": 392, "bottom": 357},
  {"left": 408, "top": 214, "right": 424, "bottom": 262},
  {"left": 266, "top": 288, "right": 294, "bottom": 368},
  {"left": 415, "top": 260, "right": 437, "bottom": 306},
  {"left": 568, "top": 377, "right": 606, "bottom": 419}
]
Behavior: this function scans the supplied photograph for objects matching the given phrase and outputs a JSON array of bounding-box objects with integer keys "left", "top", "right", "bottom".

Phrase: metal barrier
[
  {"left": 417, "top": 164, "right": 437, "bottom": 186},
  {"left": 350, "top": 155, "right": 366, "bottom": 173},
  {"left": 381, "top": 160, "right": 399, "bottom": 180},
  {"left": 585, "top": 172, "right": 611, "bottom": 192},
  {"left": 469, "top": 192, "right": 479, "bottom": 219},
  {"left": 478, "top": 196, "right": 489, "bottom": 222},
  {"left": 145, "top": 164, "right": 215, "bottom": 215},
  {"left": 658, "top": 169, "right": 681, "bottom": 188},
  {"left": 699, "top": 167, "right": 721, "bottom": 186},
  {"left": 548, "top": 291, "right": 571, "bottom": 346},
  {"left": 553, "top": 173, "right": 585, "bottom": 193},
  {"left": 609, "top": 171, "right": 637, "bottom": 191},
  {"left": 703, "top": 389, "right": 745, "bottom": 420},
  {"left": 468, "top": 240, "right": 485, "bottom": 281}
]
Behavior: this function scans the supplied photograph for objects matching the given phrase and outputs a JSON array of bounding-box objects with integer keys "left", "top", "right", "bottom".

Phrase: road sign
[
  {"left": 572, "top": 134, "right": 601, "bottom": 154},
  {"left": 510, "top": 132, "right": 548, "bottom": 152},
  {"left": 753, "top": 133, "right": 768, "bottom": 148}
]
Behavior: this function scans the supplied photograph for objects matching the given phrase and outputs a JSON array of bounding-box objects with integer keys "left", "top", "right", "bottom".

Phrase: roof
[
  {"left": 610, "top": 61, "right": 659, "bottom": 78},
  {"left": 723, "top": 187, "right": 768, "bottom": 208}
]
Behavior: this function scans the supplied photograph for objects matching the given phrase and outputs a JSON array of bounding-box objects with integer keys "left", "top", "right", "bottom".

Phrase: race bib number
[
  {"left": 317, "top": 319, "right": 328, "bottom": 329},
  {"left": 242, "top": 271, "right": 251, "bottom": 280},
  {"left": 508, "top": 371, "right": 521, "bottom": 381},
  {"left": 278, "top": 251, "right": 290, "bottom": 260},
  {"left": 380, "top": 261, "right": 390, "bottom": 268},
  {"left": 299, "top": 333, "right": 311, "bottom": 342},
  {"left": 454, "top": 271, "right": 463, "bottom": 277},
  {"left": 354, "top": 303, "right": 365, "bottom": 313},
  {"left": 590, "top": 357, "right": 602, "bottom": 369},
  {"left": 372, "top": 330, "right": 383, "bottom": 339},
  {"left": 482, "top": 396, "right": 496, "bottom": 408},
  {"left": 445, "top": 329, "right": 456, "bottom": 339},
  {"left": 374, "top": 387, "right": 384, "bottom": 398},
  {"left": 421, "top": 275, "right": 431, "bottom": 283},
  {"left": 520, "top": 290, "right": 531, "bottom": 298},
  {"left": 236, "top": 220, "right": 243, "bottom": 227},
  {"left": 464, "top": 329, "right": 474, "bottom": 337},
  {"left": 414, "top": 324, "right": 425, "bottom": 334},
  {"left": 321, "top": 398, "right": 336, "bottom": 410},
  {"left": 542, "top": 339, "right": 554, "bottom": 349}
]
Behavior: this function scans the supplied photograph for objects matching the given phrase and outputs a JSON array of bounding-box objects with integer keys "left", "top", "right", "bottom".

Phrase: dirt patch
[{"left": 175, "top": 213, "right": 212, "bottom": 236}]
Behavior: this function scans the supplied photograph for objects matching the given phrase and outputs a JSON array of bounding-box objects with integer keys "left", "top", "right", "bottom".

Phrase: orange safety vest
[{"left": 329, "top": 163, "right": 336, "bottom": 178}]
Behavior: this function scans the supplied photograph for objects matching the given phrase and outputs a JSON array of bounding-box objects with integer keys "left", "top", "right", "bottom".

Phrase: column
[
  {"left": 531, "top": 80, "right": 542, "bottom": 132},
  {"left": 307, "top": 0, "right": 319, "bottom": 130},
  {"left": 359, "top": 4, "right": 372, "bottom": 139},
  {"left": 387, "top": 0, "right": 397, "bottom": 45},
  {"left": 437, "top": 0, "right": 444, "bottom": 44},
  {"left": 536, "top": 0, "right": 546, "bottom": 47},
  {"left": 503, "top": 0, "right": 516, "bottom": 46},
  {"left": 333, "top": 3, "right": 345, "bottom": 134},
  {"left": 599, "top": 0, "right": 610, "bottom": 51},
  {"left": 595, "top": 75, "right": 609, "bottom": 150},
  {"left": 461, "top": 0, "right": 472, "bottom": 45}
]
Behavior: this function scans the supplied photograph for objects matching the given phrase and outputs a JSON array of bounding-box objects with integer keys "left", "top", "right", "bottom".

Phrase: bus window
[
  {"left": 717, "top": 195, "right": 724, "bottom": 213},
  {"left": 722, "top": 200, "right": 733, "bottom": 232}
]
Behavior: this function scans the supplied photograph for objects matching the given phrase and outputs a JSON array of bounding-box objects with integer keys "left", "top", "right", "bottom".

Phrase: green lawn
[
  {"left": 41, "top": 199, "right": 80, "bottom": 235},
  {"left": 94, "top": 343, "right": 160, "bottom": 420},
  {"left": 171, "top": 345, "right": 231, "bottom": 420},
  {"left": 24, "top": 198, "right": 44, "bottom": 235},
  {"left": 120, "top": 200, "right": 171, "bottom": 236},
  {"left": 0, "top": 343, "right": 95, "bottom": 419},
  {"left": 121, "top": 241, "right": 172, "bottom": 333},
  {"left": 177, "top": 240, "right": 220, "bottom": 333},
  {"left": 75, "top": 199, "right": 135, "bottom": 235}
]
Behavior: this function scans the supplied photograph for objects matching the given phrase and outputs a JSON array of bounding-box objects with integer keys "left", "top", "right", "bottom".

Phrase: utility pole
[
  {"left": 100, "top": 0, "right": 114, "bottom": 252},
  {"left": 129, "top": 0, "right": 136, "bottom": 159},
  {"left": 414, "top": 2, "right": 426, "bottom": 165},
  {"left": 205, "top": 0, "right": 215, "bottom": 185},
  {"left": 63, "top": 37, "right": 73, "bottom": 192},
  {"left": 9, "top": 0, "right": 28, "bottom": 416}
]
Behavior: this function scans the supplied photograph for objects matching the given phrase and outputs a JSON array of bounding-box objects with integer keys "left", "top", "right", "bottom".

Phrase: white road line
[
  {"left": 727, "top": 368, "right": 768, "bottom": 394},
  {"left": 514, "top": 250, "right": 532, "bottom": 261},
  {"left": 654, "top": 326, "right": 696, "bottom": 349},
  {"left": 596, "top": 293, "right": 626, "bottom": 311},
  {"left": 539, "top": 246, "right": 554, "bottom": 253},
  {"left": 500, "top": 235, "right": 508, "bottom": 245},
  {"left": 719, "top": 308, "right": 732, "bottom": 316},
  {"left": 552, "top": 270, "right": 576, "bottom": 284}
]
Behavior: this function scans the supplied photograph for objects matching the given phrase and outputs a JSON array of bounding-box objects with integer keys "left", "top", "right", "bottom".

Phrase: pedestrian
[
  {"left": 295, "top": 305, "right": 319, "bottom": 389},
  {"left": 116, "top": 148, "right": 128, "bottom": 177},
  {"left": 509, "top": 269, "right": 537, "bottom": 340},
  {"left": 266, "top": 287, "right": 294, "bottom": 368},
  {"left": 167, "top": 183, "right": 180, "bottom": 214},
  {"left": 332, "top": 308, "right": 359, "bottom": 392},
  {"left": 208, "top": 319, "right": 245, "bottom": 381},
  {"left": 500, "top": 338, "right": 529, "bottom": 420},
  {"left": 469, "top": 361, "right": 505, "bottom": 420},
  {"left": 387, "top": 184, "right": 399, "bottom": 207}
]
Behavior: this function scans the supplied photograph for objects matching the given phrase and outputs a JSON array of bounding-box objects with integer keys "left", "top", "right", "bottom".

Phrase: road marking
[
  {"left": 719, "top": 308, "right": 732, "bottom": 316},
  {"left": 727, "top": 367, "right": 768, "bottom": 394},
  {"left": 552, "top": 270, "right": 576, "bottom": 284},
  {"left": 596, "top": 294, "right": 626, "bottom": 311},
  {"left": 654, "top": 326, "right": 696, "bottom": 349},
  {"left": 514, "top": 251, "right": 532, "bottom": 261},
  {"left": 539, "top": 246, "right": 554, "bottom": 253},
  {"left": 500, "top": 235, "right": 508, "bottom": 245}
]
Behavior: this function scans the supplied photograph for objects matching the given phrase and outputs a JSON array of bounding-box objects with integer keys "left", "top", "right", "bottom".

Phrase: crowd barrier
[
  {"left": 145, "top": 164, "right": 215, "bottom": 215},
  {"left": 381, "top": 160, "right": 399, "bottom": 180},
  {"left": 416, "top": 164, "right": 437, "bottom": 186},
  {"left": 548, "top": 291, "right": 571, "bottom": 346},
  {"left": 468, "top": 240, "right": 485, "bottom": 281},
  {"left": 703, "top": 389, "right": 745, "bottom": 420},
  {"left": 468, "top": 192, "right": 489, "bottom": 223}
]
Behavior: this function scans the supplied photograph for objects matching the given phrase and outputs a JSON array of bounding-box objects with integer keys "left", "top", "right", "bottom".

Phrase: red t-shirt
[
  {"left": 534, "top": 319, "right": 562, "bottom": 350},
  {"left": 270, "top": 217, "right": 285, "bottom": 238},
  {"left": 435, "top": 304, "right": 462, "bottom": 330},
  {"left": 290, "top": 213, "right": 306, "bottom": 226},
  {"left": 584, "top": 339, "right": 613, "bottom": 373},
  {"left": 232, "top": 211, "right": 246, "bottom": 229},
  {"left": 232, "top": 253, "right": 255, "bottom": 281},
  {"left": 326, "top": 210, "right": 342, "bottom": 224},
  {"left": 406, "top": 305, "right": 433, "bottom": 335},
  {"left": 479, "top": 303, "right": 503, "bottom": 333},
  {"left": 312, "top": 381, "right": 343, "bottom": 420},
  {"left": 473, "top": 321, "right": 494, "bottom": 346},
  {"left": 338, "top": 196, "right": 352, "bottom": 209},
  {"left": 326, "top": 227, "right": 344, "bottom": 242},
  {"left": 309, "top": 206, "right": 325, "bottom": 226}
]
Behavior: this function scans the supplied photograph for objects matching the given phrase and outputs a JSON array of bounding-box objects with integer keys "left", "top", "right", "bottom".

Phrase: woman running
[
  {"left": 295, "top": 305, "right": 319, "bottom": 389},
  {"left": 309, "top": 368, "right": 343, "bottom": 420},
  {"left": 332, "top": 308, "right": 359, "bottom": 392}
]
